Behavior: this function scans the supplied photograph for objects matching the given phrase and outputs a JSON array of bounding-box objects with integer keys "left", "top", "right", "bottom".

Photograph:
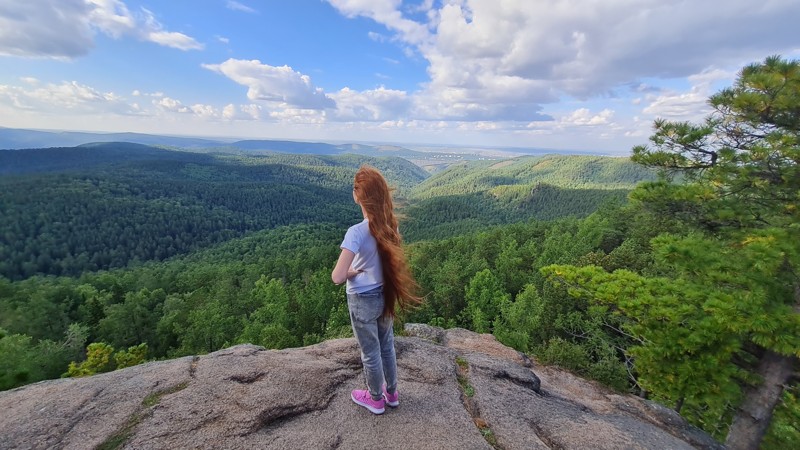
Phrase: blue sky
[{"left": 1, "top": 0, "right": 799, "bottom": 155}]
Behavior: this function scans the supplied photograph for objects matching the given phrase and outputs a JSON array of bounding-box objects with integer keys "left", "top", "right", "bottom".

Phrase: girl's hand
[{"left": 347, "top": 269, "right": 364, "bottom": 279}]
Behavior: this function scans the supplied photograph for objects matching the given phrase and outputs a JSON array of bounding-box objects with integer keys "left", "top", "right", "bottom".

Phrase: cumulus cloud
[
  {"left": 0, "top": 76, "right": 283, "bottom": 141},
  {"left": 0, "top": 0, "right": 202, "bottom": 58},
  {"left": 641, "top": 68, "right": 733, "bottom": 120},
  {"left": 223, "top": 103, "right": 261, "bottom": 120},
  {"left": 325, "top": 0, "right": 800, "bottom": 124},
  {"left": 155, "top": 96, "right": 190, "bottom": 113},
  {"left": 561, "top": 108, "right": 615, "bottom": 126},
  {"left": 0, "top": 79, "right": 132, "bottom": 113},
  {"left": 88, "top": 0, "right": 136, "bottom": 38},
  {"left": 202, "top": 59, "right": 336, "bottom": 110},
  {"left": 240, "top": 104, "right": 262, "bottom": 119},
  {"left": 133, "top": 6, "right": 203, "bottom": 50},
  {"left": 0, "top": 0, "right": 94, "bottom": 58},
  {"left": 0, "top": 77, "right": 226, "bottom": 123},
  {"left": 151, "top": 97, "right": 221, "bottom": 119},
  {"left": 190, "top": 104, "right": 218, "bottom": 118},
  {"left": 267, "top": 107, "right": 326, "bottom": 124},
  {"left": 330, "top": 86, "right": 410, "bottom": 121},
  {"left": 525, "top": 108, "right": 615, "bottom": 132},
  {"left": 326, "top": 0, "right": 430, "bottom": 46}
]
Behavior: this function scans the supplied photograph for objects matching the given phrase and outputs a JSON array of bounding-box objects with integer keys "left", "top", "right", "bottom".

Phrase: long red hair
[{"left": 353, "top": 165, "right": 422, "bottom": 317}]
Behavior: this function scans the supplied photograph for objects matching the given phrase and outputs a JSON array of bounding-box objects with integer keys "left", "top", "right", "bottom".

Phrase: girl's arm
[{"left": 332, "top": 248, "right": 357, "bottom": 284}]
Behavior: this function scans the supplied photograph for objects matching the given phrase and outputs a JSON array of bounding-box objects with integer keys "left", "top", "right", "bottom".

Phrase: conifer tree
[
  {"left": 543, "top": 56, "right": 800, "bottom": 449},
  {"left": 464, "top": 269, "right": 510, "bottom": 333}
]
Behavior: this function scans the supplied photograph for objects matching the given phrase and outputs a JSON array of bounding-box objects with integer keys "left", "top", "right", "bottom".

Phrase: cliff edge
[{"left": 0, "top": 324, "right": 723, "bottom": 449}]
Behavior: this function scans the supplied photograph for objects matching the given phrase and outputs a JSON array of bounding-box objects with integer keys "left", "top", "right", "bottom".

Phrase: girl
[{"left": 331, "top": 165, "right": 421, "bottom": 415}]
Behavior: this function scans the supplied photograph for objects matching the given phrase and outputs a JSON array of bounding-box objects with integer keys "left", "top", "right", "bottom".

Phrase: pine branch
[{"left": 602, "top": 318, "right": 648, "bottom": 346}]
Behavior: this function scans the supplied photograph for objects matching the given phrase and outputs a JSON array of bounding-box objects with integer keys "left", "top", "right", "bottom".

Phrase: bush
[
  {"left": 65, "top": 342, "right": 115, "bottom": 377},
  {"left": 588, "top": 357, "right": 629, "bottom": 392},
  {"left": 114, "top": 343, "right": 148, "bottom": 369},
  {"left": 64, "top": 342, "right": 149, "bottom": 377},
  {"left": 537, "top": 337, "right": 590, "bottom": 372}
]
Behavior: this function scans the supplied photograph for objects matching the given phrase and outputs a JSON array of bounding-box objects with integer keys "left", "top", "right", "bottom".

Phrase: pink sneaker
[
  {"left": 351, "top": 389, "right": 385, "bottom": 414},
  {"left": 383, "top": 385, "right": 399, "bottom": 407}
]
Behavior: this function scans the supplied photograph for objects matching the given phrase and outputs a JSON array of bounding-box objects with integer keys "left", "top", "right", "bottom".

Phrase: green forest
[{"left": 1, "top": 56, "right": 798, "bottom": 449}]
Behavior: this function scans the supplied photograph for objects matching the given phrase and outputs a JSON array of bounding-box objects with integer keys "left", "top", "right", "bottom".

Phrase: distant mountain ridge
[
  {"left": 0, "top": 127, "right": 610, "bottom": 161},
  {"left": 0, "top": 142, "right": 215, "bottom": 175},
  {"left": 0, "top": 127, "right": 425, "bottom": 158},
  {"left": 0, "top": 128, "right": 229, "bottom": 150}
]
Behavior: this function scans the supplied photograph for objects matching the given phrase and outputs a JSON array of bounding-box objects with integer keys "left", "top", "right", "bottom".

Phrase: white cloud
[
  {"left": 88, "top": 0, "right": 136, "bottom": 38},
  {"left": 406, "top": 0, "right": 435, "bottom": 15},
  {"left": 145, "top": 30, "right": 202, "bottom": 51},
  {"left": 325, "top": 0, "right": 800, "bottom": 124},
  {"left": 222, "top": 104, "right": 237, "bottom": 120},
  {"left": 640, "top": 68, "right": 733, "bottom": 120},
  {"left": 226, "top": 1, "right": 257, "bottom": 14},
  {"left": 223, "top": 103, "right": 261, "bottom": 120},
  {"left": 202, "top": 59, "right": 336, "bottom": 110},
  {"left": 0, "top": 0, "right": 94, "bottom": 58},
  {"left": 524, "top": 108, "right": 615, "bottom": 132},
  {"left": 139, "top": 7, "right": 203, "bottom": 50},
  {"left": 267, "top": 107, "right": 327, "bottom": 124},
  {"left": 150, "top": 97, "right": 222, "bottom": 120},
  {"left": 0, "top": 80, "right": 132, "bottom": 113},
  {"left": 326, "top": 0, "right": 431, "bottom": 46},
  {"left": 152, "top": 97, "right": 220, "bottom": 119},
  {"left": 240, "top": 104, "right": 261, "bottom": 119},
  {"left": 561, "top": 108, "right": 615, "bottom": 126},
  {"left": 155, "top": 96, "right": 190, "bottom": 113},
  {"left": 0, "top": 0, "right": 202, "bottom": 58},
  {"left": 687, "top": 68, "right": 736, "bottom": 90},
  {"left": 190, "top": 104, "right": 218, "bottom": 118},
  {"left": 642, "top": 91, "right": 710, "bottom": 119},
  {"left": 330, "top": 86, "right": 410, "bottom": 121}
]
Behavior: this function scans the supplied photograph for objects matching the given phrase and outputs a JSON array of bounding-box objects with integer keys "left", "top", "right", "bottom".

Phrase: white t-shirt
[{"left": 340, "top": 219, "right": 384, "bottom": 294}]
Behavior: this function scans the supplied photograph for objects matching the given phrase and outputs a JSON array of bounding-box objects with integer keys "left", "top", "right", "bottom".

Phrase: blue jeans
[{"left": 347, "top": 286, "right": 397, "bottom": 401}]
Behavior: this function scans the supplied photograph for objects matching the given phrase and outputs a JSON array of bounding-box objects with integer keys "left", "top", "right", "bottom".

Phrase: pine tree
[{"left": 544, "top": 56, "right": 800, "bottom": 448}]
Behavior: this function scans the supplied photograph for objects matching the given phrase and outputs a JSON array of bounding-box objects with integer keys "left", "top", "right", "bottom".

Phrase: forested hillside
[
  {"left": 0, "top": 223, "right": 348, "bottom": 382},
  {"left": 0, "top": 144, "right": 427, "bottom": 280},
  {"left": 401, "top": 155, "right": 654, "bottom": 241},
  {"left": 410, "top": 154, "right": 654, "bottom": 198}
]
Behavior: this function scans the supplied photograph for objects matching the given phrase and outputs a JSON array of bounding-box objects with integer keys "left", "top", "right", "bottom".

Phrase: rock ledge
[{"left": 0, "top": 324, "right": 723, "bottom": 450}]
